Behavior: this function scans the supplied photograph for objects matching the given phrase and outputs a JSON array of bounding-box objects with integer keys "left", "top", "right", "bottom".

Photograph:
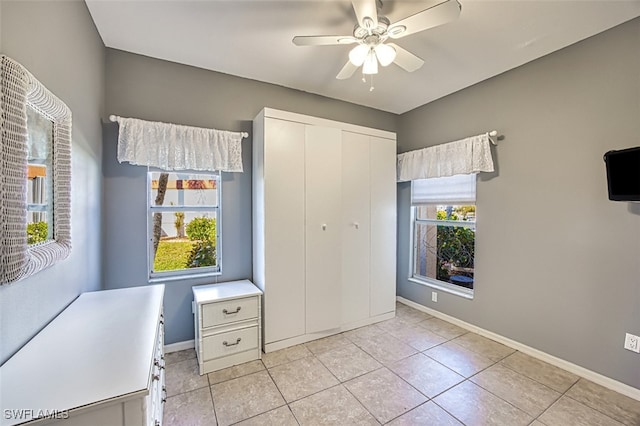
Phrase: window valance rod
[
  {"left": 109, "top": 115, "right": 249, "bottom": 138},
  {"left": 487, "top": 130, "right": 503, "bottom": 146}
]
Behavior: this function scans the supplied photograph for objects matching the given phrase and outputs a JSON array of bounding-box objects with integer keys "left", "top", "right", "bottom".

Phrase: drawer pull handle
[
  {"left": 154, "top": 359, "right": 165, "bottom": 370},
  {"left": 223, "top": 337, "right": 242, "bottom": 347},
  {"left": 223, "top": 307, "right": 241, "bottom": 315},
  {"left": 152, "top": 374, "right": 161, "bottom": 381}
]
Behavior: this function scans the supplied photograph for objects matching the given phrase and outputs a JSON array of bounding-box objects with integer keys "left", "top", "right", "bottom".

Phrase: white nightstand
[{"left": 192, "top": 280, "right": 262, "bottom": 375}]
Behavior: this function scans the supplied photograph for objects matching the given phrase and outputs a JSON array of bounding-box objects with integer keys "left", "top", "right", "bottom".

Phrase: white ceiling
[{"left": 86, "top": 0, "right": 640, "bottom": 114}]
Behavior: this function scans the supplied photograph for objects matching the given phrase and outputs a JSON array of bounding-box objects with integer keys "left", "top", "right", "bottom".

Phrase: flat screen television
[{"left": 604, "top": 146, "right": 640, "bottom": 201}]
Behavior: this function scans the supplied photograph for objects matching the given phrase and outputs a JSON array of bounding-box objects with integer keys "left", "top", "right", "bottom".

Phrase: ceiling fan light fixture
[
  {"left": 349, "top": 44, "right": 369, "bottom": 66},
  {"left": 362, "top": 50, "right": 378, "bottom": 75},
  {"left": 374, "top": 43, "right": 396, "bottom": 66}
]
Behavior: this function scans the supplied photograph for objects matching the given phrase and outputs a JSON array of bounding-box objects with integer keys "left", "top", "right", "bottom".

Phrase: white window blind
[{"left": 411, "top": 173, "right": 477, "bottom": 205}]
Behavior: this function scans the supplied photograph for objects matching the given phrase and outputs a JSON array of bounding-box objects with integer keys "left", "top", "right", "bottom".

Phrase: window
[
  {"left": 148, "top": 171, "right": 221, "bottom": 280},
  {"left": 410, "top": 174, "right": 476, "bottom": 296}
]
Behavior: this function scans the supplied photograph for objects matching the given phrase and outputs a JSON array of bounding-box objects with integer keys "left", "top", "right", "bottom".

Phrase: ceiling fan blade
[
  {"left": 352, "top": 0, "right": 378, "bottom": 30},
  {"left": 387, "top": 43, "right": 424, "bottom": 72},
  {"left": 388, "top": 0, "right": 461, "bottom": 39},
  {"left": 336, "top": 61, "right": 358, "bottom": 80},
  {"left": 292, "top": 35, "right": 357, "bottom": 46}
]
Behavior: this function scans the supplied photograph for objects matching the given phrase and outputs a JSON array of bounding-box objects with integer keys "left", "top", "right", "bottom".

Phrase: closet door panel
[
  {"left": 305, "top": 125, "right": 342, "bottom": 333},
  {"left": 370, "top": 136, "right": 397, "bottom": 316},
  {"left": 263, "top": 118, "right": 306, "bottom": 343},
  {"left": 341, "top": 132, "right": 371, "bottom": 325}
]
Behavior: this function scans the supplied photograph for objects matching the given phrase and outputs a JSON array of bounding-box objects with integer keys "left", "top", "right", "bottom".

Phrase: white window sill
[
  {"left": 408, "top": 276, "right": 474, "bottom": 300},
  {"left": 149, "top": 270, "right": 222, "bottom": 283}
]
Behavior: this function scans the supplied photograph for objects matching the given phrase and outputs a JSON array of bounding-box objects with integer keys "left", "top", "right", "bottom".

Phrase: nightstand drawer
[
  {"left": 201, "top": 296, "right": 258, "bottom": 328},
  {"left": 202, "top": 326, "right": 259, "bottom": 360}
]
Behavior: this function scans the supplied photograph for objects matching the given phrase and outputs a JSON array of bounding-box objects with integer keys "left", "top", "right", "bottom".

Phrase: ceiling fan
[{"left": 293, "top": 0, "right": 462, "bottom": 83}]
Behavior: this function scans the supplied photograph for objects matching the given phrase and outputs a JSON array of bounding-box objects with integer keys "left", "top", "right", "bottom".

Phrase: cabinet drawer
[
  {"left": 202, "top": 327, "right": 259, "bottom": 360},
  {"left": 201, "top": 296, "right": 258, "bottom": 328}
]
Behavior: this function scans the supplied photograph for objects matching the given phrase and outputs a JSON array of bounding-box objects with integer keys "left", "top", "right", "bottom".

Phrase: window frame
[
  {"left": 147, "top": 169, "right": 222, "bottom": 282},
  {"left": 408, "top": 204, "right": 476, "bottom": 300}
]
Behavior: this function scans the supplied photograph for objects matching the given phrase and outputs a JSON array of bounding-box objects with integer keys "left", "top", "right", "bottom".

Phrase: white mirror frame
[{"left": 0, "top": 55, "right": 71, "bottom": 285}]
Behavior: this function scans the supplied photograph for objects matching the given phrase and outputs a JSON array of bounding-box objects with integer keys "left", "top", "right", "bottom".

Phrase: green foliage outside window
[
  {"left": 27, "top": 221, "right": 48, "bottom": 245},
  {"left": 186, "top": 217, "right": 217, "bottom": 268}
]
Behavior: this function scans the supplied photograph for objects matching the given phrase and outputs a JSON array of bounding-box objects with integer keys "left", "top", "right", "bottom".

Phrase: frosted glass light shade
[
  {"left": 349, "top": 45, "right": 370, "bottom": 66},
  {"left": 363, "top": 51, "right": 378, "bottom": 74},
  {"left": 374, "top": 44, "right": 396, "bottom": 67}
]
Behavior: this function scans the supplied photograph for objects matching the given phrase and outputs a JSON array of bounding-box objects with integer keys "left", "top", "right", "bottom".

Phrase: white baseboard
[
  {"left": 164, "top": 339, "right": 195, "bottom": 353},
  {"left": 397, "top": 296, "right": 640, "bottom": 402}
]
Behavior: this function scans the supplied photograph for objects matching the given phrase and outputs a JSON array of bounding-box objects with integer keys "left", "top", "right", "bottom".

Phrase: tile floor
[{"left": 163, "top": 302, "right": 640, "bottom": 426}]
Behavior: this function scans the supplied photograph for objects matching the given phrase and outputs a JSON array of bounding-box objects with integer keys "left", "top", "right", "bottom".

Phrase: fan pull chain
[{"left": 361, "top": 72, "right": 375, "bottom": 92}]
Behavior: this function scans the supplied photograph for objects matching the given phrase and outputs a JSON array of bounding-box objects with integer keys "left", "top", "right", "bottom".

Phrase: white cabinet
[
  {"left": 304, "top": 125, "right": 343, "bottom": 334},
  {"left": 0, "top": 285, "right": 165, "bottom": 426},
  {"left": 253, "top": 108, "right": 397, "bottom": 352},
  {"left": 192, "top": 280, "right": 262, "bottom": 375}
]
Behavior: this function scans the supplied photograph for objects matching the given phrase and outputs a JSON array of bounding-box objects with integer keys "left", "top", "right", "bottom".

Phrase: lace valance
[
  {"left": 114, "top": 116, "right": 247, "bottom": 172},
  {"left": 397, "top": 133, "right": 494, "bottom": 182}
]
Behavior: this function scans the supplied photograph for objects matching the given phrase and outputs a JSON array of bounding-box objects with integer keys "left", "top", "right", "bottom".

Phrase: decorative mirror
[{"left": 0, "top": 55, "right": 72, "bottom": 284}]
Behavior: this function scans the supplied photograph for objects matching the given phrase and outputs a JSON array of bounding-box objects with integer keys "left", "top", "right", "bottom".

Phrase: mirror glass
[{"left": 26, "top": 105, "right": 54, "bottom": 245}]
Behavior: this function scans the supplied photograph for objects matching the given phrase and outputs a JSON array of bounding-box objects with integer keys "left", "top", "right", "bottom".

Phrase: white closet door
[
  {"left": 305, "top": 125, "right": 342, "bottom": 333},
  {"left": 263, "top": 118, "right": 306, "bottom": 343},
  {"left": 370, "top": 136, "right": 397, "bottom": 316},
  {"left": 341, "top": 131, "right": 371, "bottom": 325}
]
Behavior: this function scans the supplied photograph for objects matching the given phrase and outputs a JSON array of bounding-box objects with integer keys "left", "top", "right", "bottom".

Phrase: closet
[{"left": 253, "top": 108, "right": 396, "bottom": 352}]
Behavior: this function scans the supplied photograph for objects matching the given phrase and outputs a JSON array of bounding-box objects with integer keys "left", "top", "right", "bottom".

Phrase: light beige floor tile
[
  {"left": 350, "top": 332, "right": 418, "bottom": 365},
  {"left": 344, "top": 367, "right": 427, "bottom": 424},
  {"left": 268, "top": 356, "right": 339, "bottom": 402},
  {"left": 289, "top": 385, "right": 378, "bottom": 425},
  {"left": 538, "top": 395, "right": 624, "bottom": 426},
  {"left": 425, "top": 341, "right": 494, "bottom": 377},
  {"left": 451, "top": 333, "right": 515, "bottom": 362},
  {"left": 566, "top": 379, "right": 640, "bottom": 426},
  {"left": 394, "top": 306, "right": 433, "bottom": 323},
  {"left": 165, "top": 348, "right": 197, "bottom": 365},
  {"left": 389, "top": 353, "right": 464, "bottom": 398},
  {"left": 434, "top": 381, "right": 533, "bottom": 426},
  {"left": 262, "top": 344, "right": 312, "bottom": 368},
  {"left": 530, "top": 421, "right": 547, "bottom": 426},
  {"left": 235, "top": 406, "right": 298, "bottom": 426},
  {"left": 378, "top": 317, "right": 415, "bottom": 332},
  {"left": 165, "top": 357, "right": 210, "bottom": 397},
  {"left": 499, "top": 351, "right": 579, "bottom": 393},
  {"left": 387, "top": 401, "right": 463, "bottom": 426},
  {"left": 470, "top": 364, "right": 561, "bottom": 417},
  {"left": 343, "top": 323, "right": 386, "bottom": 341},
  {"left": 303, "top": 333, "right": 350, "bottom": 355},
  {"left": 391, "top": 322, "right": 448, "bottom": 351},
  {"left": 418, "top": 317, "right": 468, "bottom": 340},
  {"left": 210, "top": 370, "right": 285, "bottom": 426},
  {"left": 164, "top": 387, "right": 216, "bottom": 426},
  {"left": 207, "top": 359, "right": 265, "bottom": 385},
  {"left": 316, "top": 342, "right": 382, "bottom": 382}
]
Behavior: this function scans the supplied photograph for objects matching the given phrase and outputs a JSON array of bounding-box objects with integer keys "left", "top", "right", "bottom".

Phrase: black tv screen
[{"left": 604, "top": 146, "right": 640, "bottom": 201}]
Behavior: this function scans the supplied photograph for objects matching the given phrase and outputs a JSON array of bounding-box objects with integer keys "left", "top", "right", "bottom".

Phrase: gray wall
[
  {"left": 103, "top": 48, "right": 397, "bottom": 345},
  {"left": 397, "top": 18, "right": 640, "bottom": 389},
  {"left": 0, "top": 1, "right": 105, "bottom": 364}
]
